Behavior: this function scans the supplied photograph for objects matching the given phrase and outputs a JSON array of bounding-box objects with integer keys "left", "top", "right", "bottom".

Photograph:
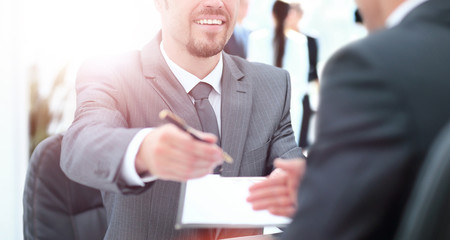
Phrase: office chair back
[
  {"left": 23, "top": 134, "right": 107, "bottom": 240},
  {"left": 395, "top": 121, "right": 450, "bottom": 240}
]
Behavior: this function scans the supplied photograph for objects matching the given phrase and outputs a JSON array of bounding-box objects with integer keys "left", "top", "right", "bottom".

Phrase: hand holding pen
[
  {"left": 134, "top": 110, "right": 229, "bottom": 182},
  {"left": 159, "top": 110, "right": 233, "bottom": 164}
]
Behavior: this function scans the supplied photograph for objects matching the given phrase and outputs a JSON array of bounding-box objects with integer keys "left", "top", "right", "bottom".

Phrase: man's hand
[
  {"left": 135, "top": 124, "right": 224, "bottom": 181},
  {"left": 247, "top": 158, "right": 306, "bottom": 217}
]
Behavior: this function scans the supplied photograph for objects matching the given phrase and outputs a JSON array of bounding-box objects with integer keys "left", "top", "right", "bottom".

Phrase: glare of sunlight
[
  {"left": 21, "top": 0, "right": 162, "bottom": 133},
  {"left": 23, "top": 0, "right": 160, "bottom": 63}
]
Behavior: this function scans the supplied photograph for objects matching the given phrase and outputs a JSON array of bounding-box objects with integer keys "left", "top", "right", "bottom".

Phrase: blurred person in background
[
  {"left": 350, "top": 8, "right": 369, "bottom": 42},
  {"left": 224, "top": 0, "right": 251, "bottom": 58},
  {"left": 248, "top": 0, "right": 450, "bottom": 239},
  {"left": 247, "top": 0, "right": 313, "bottom": 146},
  {"left": 286, "top": 1, "right": 320, "bottom": 149}
]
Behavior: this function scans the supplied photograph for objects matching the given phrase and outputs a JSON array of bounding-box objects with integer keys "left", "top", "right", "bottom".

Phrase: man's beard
[{"left": 186, "top": 33, "right": 228, "bottom": 58}]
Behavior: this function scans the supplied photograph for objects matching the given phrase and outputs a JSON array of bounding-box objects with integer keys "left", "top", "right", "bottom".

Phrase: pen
[{"left": 159, "top": 109, "right": 233, "bottom": 163}]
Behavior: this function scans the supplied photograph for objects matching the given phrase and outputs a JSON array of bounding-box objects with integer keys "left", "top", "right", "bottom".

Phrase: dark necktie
[
  {"left": 190, "top": 82, "right": 222, "bottom": 175},
  {"left": 190, "top": 82, "right": 223, "bottom": 239},
  {"left": 189, "top": 82, "right": 221, "bottom": 145}
]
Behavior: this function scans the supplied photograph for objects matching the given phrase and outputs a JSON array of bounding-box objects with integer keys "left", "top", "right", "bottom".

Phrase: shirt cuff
[{"left": 121, "top": 128, "right": 158, "bottom": 186}]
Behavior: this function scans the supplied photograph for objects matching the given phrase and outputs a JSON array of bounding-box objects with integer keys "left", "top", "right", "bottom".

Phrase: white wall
[
  {"left": 0, "top": 0, "right": 28, "bottom": 239},
  {"left": 0, "top": 1, "right": 159, "bottom": 238}
]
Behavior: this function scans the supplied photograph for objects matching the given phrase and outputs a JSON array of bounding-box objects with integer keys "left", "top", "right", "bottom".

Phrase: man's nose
[{"left": 202, "top": 0, "right": 224, "bottom": 9}]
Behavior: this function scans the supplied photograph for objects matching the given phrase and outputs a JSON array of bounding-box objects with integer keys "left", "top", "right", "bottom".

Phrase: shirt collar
[
  {"left": 160, "top": 42, "right": 223, "bottom": 95},
  {"left": 386, "top": 0, "right": 428, "bottom": 28}
]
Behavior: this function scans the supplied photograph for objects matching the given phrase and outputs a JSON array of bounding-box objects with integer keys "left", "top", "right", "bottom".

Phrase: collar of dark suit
[
  {"left": 400, "top": 0, "right": 450, "bottom": 26},
  {"left": 385, "top": 0, "right": 428, "bottom": 28}
]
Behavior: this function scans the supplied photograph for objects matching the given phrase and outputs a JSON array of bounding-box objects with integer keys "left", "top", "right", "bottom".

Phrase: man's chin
[
  {"left": 187, "top": 43, "right": 224, "bottom": 58},
  {"left": 187, "top": 32, "right": 230, "bottom": 57}
]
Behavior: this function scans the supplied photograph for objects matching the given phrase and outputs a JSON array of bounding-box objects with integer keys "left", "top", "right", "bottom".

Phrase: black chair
[
  {"left": 395, "top": 121, "right": 450, "bottom": 240},
  {"left": 23, "top": 134, "right": 107, "bottom": 240}
]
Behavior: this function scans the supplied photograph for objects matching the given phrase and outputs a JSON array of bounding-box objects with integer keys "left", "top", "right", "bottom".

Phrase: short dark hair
[{"left": 354, "top": 9, "right": 363, "bottom": 23}]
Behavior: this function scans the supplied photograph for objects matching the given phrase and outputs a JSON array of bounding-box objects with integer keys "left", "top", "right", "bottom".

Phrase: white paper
[{"left": 178, "top": 174, "right": 292, "bottom": 228}]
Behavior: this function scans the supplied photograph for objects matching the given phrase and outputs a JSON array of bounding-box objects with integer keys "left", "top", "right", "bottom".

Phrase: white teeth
[{"left": 197, "top": 19, "right": 223, "bottom": 25}]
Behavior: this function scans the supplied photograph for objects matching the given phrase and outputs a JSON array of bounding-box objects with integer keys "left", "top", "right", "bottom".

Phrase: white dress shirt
[{"left": 120, "top": 43, "right": 224, "bottom": 186}]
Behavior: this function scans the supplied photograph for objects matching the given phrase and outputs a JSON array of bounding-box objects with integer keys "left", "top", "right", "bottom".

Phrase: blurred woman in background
[
  {"left": 247, "top": 0, "right": 312, "bottom": 146},
  {"left": 286, "top": 2, "right": 320, "bottom": 149}
]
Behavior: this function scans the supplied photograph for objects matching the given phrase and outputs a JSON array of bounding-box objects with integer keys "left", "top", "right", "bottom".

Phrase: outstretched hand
[{"left": 247, "top": 158, "right": 306, "bottom": 217}]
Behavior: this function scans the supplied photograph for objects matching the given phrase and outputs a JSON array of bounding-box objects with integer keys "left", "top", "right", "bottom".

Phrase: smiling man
[{"left": 60, "top": 0, "right": 304, "bottom": 239}]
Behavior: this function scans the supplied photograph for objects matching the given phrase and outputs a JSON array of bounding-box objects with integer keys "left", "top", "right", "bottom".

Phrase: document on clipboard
[{"left": 175, "top": 174, "right": 292, "bottom": 229}]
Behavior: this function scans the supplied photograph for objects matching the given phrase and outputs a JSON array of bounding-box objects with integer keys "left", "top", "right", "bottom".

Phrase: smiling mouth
[{"left": 196, "top": 19, "right": 224, "bottom": 25}]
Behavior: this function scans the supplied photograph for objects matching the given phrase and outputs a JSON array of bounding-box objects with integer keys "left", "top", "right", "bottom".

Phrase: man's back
[{"left": 283, "top": 0, "right": 450, "bottom": 239}]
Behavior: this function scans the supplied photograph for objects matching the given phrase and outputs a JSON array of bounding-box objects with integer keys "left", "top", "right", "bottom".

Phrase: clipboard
[{"left": 175, "top": 174, "right": 292, "bottom": 229}]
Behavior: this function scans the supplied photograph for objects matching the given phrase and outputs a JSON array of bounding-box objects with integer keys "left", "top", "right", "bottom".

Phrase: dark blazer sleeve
[
  {"left": 60, "top": 57, "right": 152, "bottom": 194},
  {"left": 282, "top": 44, "right": 416, "bottom": 239}
]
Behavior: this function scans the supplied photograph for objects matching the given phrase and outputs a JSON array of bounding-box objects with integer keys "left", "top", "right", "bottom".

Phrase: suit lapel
[
  {"left": 220, "top": 54, "right": 252, "bottom": 176},
  {"left": 141, "top": 37, "right": 252, "bottom": 176},
  {"left": 140, "top": 33, "right": 201, "bottom": 130}
]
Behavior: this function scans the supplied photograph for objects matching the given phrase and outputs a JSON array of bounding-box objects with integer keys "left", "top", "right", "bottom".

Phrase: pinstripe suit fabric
[{"left": 61, "top": 33, "right": 302, "bottom": 239}]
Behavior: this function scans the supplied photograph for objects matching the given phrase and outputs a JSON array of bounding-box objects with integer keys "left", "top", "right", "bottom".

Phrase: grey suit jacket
[
  {"left": 283, "top": 0, "right": 450, "bottom": 239},
  {"left": 61, "top": 33, "right": 302, "bottom": 239}
]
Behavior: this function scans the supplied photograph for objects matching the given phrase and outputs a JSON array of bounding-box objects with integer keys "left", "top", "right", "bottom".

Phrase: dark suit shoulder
[
  {"left": 325, "top": 0, "right": 450, "bottom": 79},
  {"left": 324, "top": 8, "right": 450, "bottom": 87},
  {"left": 320, "top": 5, "right": 450, "bottom": 164}
]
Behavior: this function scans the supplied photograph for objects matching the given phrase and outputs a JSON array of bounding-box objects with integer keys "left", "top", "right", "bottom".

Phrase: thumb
[{"left": 274, "top": 158, "right": 306, "bottom": 173}]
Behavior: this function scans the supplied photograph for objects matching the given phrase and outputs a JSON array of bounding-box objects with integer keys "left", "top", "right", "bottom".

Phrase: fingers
[
  {"left": 274, "top": 158, "right": 306, "bottom": 190},
  {"left": 247, "top": 181, "right": 295, "bottom": 217},
  {"left": 138, "top": 124, "right": 224, "bottom": 181},
  {"left": 246, "top": 159, "right": 306, "bottom": 217},
  {"left": 178, "top": 137, "right": 223, "bottom": 165},
  {"left": 248, "top": 173, "right": 286, "bottom": 192},
  {"left": 190, "top": 128, "right": 218, "bottom": 144},
  {"left": 251, "top": 195, "right": 293, "bottom": 211},
  {"left": 247, "top": 180, "right": 289, "bottom": 203},
  {"left": 274, "top": 158, "right": 306, "bottom": 175},
  {"left": 268, "top": 205, "right": 297, "bottom": 217},
  {"left": 268, "top": 168, "right": 285, "bottom": 178}
]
